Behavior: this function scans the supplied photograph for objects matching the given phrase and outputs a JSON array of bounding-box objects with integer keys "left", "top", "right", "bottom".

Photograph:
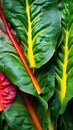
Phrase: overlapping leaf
[
  {"left": 0, "top": 112, "right": 12, "bottom": 130},
  {"left": 0, "top": 34, "right": 37, "bottom": 96},
  {"left": 35, "top": 61, "right": 55, "bottom": 101},
  {"left": 49, "top": 92, "right": 61, "bottom": 130},
  {"left": 55, "top": 0, "right": 73, "bottom": 114},
  {"left": 47, "top": 1, "right": 73, "bottom": 129},
  {"left": 3, "top": 94, "right": 36, "bottom": 130},
  {"left": 0, "top": 32, "right": 55, "bottom": 100},
  {"left": 49, "top": 98, "right": 73, "bottom": 130},
  {"left": 3, "top": 93, "right": 49, "bottom": 130},
  {"left": 3, "top": 0, "right": 61, "bottom": 68},
  {"left": 58, "top": 100, "right": 73, "bottom": 130}
]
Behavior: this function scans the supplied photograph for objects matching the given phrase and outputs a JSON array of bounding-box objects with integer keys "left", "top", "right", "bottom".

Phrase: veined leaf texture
[
  {"left": 55, "top": 0, "right": 73, "bottom": 114},
  {"left": 2, "top": 0, "right": 60, "bottom": 68},
  {"left": 0, "top": 0, "right": 73, "bottom": 130}
]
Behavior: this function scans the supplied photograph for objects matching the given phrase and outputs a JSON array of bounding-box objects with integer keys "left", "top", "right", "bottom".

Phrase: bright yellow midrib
[
  {"left": 59, "top": 30, "right": 69, "bottom": 103},
  {"left": 26, "top": 1, "right": 35, "bottom": 67}
]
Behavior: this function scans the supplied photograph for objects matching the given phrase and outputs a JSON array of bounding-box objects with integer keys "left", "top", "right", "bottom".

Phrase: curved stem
[
  {"left": 21, "top": 91, "right": 42, "bottom": 130},
  {"left": 0, "top": 9, "right": 42, "bottom": 94}
]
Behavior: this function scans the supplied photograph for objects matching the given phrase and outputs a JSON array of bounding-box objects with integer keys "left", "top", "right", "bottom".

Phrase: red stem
[
  {"left": 21, "top": 91, "right": 42, "bottom": 130},
  {"left": 0, "top": 8, "right": 42, "bottom": 130},
  {"left": 0, "top": 9, "right": 41, "bottom": 94}
]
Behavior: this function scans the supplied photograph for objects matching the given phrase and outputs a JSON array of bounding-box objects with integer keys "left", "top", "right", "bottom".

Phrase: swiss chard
[
  {"left": 2, "top": 0, "right": 61, "bottom": 68},
  {"left": 1, "top": 0, "right": 73, "bottom": 130}
]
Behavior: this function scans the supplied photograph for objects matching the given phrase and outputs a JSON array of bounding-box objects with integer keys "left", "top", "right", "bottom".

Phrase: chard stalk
[
  {"left": 0, "top": 9, "right": 41, "bottom": 95},
  {"left": 0, "top": 9, "right": 42, "bottom": 130},
  {"left": 21, "top": 91, "right": 42, "bottom": 130}
]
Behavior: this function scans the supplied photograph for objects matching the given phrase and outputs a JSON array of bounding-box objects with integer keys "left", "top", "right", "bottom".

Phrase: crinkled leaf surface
[
  {"left": 3, "top": 93, "right": 49, "bottom": 130},
  {"left": 3, "top": 94, "right": 36, "bottom": 130},
  {"left": 0, "top": 34, "right": 37, "bottom": 96},
  {"left": 35, "top": 61, "right": 55, "bottom": 101},
  {"left": 54, "top": 0, "right": 73, "bottom": 114},
  {"left": 0, "top": 29, "right": 55, "bottom": 101},
  {"left": 3, "top": 0, "right": 61, "bottom": 68}
]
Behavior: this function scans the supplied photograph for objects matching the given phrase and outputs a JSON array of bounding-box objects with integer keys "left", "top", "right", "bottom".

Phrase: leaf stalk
[
  {"left": 0, "top": 9, "right": 42, "bottom": 95},
  {"left": 21, "top": 91, "right": 42, "bottom": 130}
]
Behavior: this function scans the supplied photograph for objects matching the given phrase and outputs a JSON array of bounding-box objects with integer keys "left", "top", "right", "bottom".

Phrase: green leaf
[
  {"left": 3, "top": 93, "right": 49, "bottom": 130},
  {"left": 3, "top": 0, "right": 61, "bottom": 68},
  {"left": 35, "top": 61, "right": 55, "bottom": 101},
  {"left": 54, "top": 0, "right": 73, "bottom": 114},
  {"left": 58, "top": 100, "right": 73, "bottom": 130},
  {"left": 3, "top": 94, "right": 35, "bottom": 130},
  {"left": 0, "top": 112, "right": 12, "bottom": 130},
  {"left": 0, "top": 34, "right": 37, "bottom": 96},
  {"left": 0, "top": 32, "right": 55, "bottom": 100},
  {"left": 30, "top": 96, "right": 49, "bottom": 130},
  {"left": 49, "top": 92, "right": 61, "bottom": 130}
]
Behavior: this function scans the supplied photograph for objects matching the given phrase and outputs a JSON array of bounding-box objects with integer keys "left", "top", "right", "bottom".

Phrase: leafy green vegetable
[
  {"left": 1, "top": 0, "right": 73, "bottom": 130},
  {"left": 3, "top": 93, "right": 49, "bottom": 130},
  {"left": 0, "top": 33, "right": 55, "bottom": 100},
  {"left": 55, "top": 0, "right": 73, "bottom": 114},
  {"left": 58, "top": 100, "right": 73, "bottom": 130},
  {"left": 0, "top": 34, "right": 37, "bottom": 96},
  {"left": 3, "top": 0, "right": 61, "bottom": 68},
  {"left": 35, "top": 61, "right": 55, "bottom": 101}
]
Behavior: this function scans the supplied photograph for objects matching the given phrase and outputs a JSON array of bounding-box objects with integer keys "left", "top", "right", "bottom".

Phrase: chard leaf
[
  {"left": 0, "top": 113, "right": 12, "bottom": 130},
  {"left": 35, "top": 61, "right": 55, "bottom": 101},
  {"left": 3, "top": 94, "right": 35, "bottom": 130},
  {"left": 0, "top": 34, "right": 37, "bottom": 96},
  {"left": 55, "top": 0, "right": 73, "bottom": 114},
  {"left": 0, "top": 32, "right": 55, "bottom": 100},
  {"left": 49, "top": 92, "right": 61, "bottom": 130},
  {"left": 58, "top": 100, "right": 73, "bottom": 130},
  {"left": 3, "top": 93, "right": 49, "bottom": 130},
  {"left": 3, "top": 0, "right": 61, "bottom": 68}
]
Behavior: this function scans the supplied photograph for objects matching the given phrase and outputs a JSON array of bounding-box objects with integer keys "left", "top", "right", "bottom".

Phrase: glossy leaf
[
  {"left": 3, "top": 0, "right": 61, "bottom": 68},
  {"left": 0, "top": 34, "right": 37, "bottom": 96},
  {"left": 35, "top": 61, "right": 55, "bottom": 101},
  {"left": 0, "top": 8, "right": 42, "bottom": 95},
  {"left": 3, "top": 93, "right": 49, "bottom": 130},
  {"left": 54, "top": 0, "right": 73, "bottom": 114},
  {"left": 0, "top": 32, "right": 55, "bottom": 100}
]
